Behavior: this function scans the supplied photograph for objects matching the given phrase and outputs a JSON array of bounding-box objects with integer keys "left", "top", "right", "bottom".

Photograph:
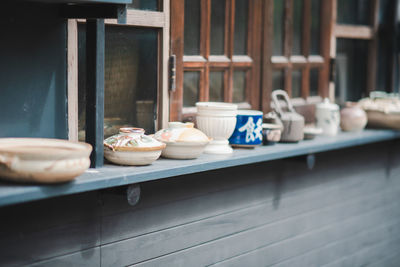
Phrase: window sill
[{"left": 0, "top": 129, "right": 399, "bottom": 208}]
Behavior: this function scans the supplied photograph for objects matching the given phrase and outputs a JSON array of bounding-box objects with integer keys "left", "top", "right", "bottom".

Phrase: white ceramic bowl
[
  {"left": 161, "top": 141, "right": 209, "bottom": 159},
  {"left": 104, "top": 149, "right": 163, "bottom": 166},
  {"left": 0, "top": 138, "right": 92, "bottom": 183},
  {"left": 196, "top": 102, "right": 238, "bottom": 154}
]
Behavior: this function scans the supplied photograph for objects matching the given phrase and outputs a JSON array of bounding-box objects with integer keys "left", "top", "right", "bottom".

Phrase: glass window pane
[
  {"left": 335, "top": 39, "right": 368, "bottom": 103},
  {"left": 292, "top": 70, "right": 302, "bottom": 98},
  {"left": 234, "top": 0, "right": 248, "bottom": 55},
  {"left": 128, "top": 0, "right": 158, "bottom": 11},
  {"left": 273, "top": 0, "right": 284, "bottom": 55},
  {"left": 337, "top": 0, "right": 371, "bottom": 25},
  {"left": 310, "top": 0, "right": 321, "bottom": 54},
  {"left": 233, "top": 70, "right": 246, "bottom": 103},
  {"left": 78, "top": 25, "right": 158, "bottom": 140},
  {"left": 184, "top": 0, "right": 201, "bottom": 55},
  {"left": 184, "top": 72, "right": 200, "bottom": 107},
  {"left": 310, "top": 69, "right": 319, "bottom": 96},
  {"left": 292, "top": 0, "right": 303, "bottom": 55},
  {"left": 210, "top": 0, "right": 226, "bottom": 55},
  {"left": 209, "top": 71, "right": 224, "bottom": 102},
  {"left": 273, "top": 70, "right": 284, "bottom": 90}
]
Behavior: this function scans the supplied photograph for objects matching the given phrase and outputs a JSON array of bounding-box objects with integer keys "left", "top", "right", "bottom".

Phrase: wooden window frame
[
  {"left": 329, "top": 0, "right": 379, "bottom": 101},
  {"left": 67, "top": 2, "right": 170, "bottom": 141},
  {"left": 170, "top": 0, "right": 262, "bottom": 121},
  {"left": 262, "top": 0, "right": 332, "bottom": 114}
]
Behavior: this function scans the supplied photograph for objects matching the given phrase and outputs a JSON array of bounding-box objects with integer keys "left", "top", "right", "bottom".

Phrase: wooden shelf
[{"left": 0, "top": 129, "right": 399, "bottom": 208}]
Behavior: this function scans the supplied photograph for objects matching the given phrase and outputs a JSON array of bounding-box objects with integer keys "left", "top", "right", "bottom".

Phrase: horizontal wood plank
[{"left": 334, "top": 25, "right": 374, "bottom": 39}]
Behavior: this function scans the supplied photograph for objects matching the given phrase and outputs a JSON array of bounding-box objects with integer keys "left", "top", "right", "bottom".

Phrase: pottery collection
[
  {"left": 154, "top": 122, "right": 210, "bottom": 159},
  {"left": 0, "top": 138, "right": 92, "bottom": 183},
  {"left": 3, "top": 92, "right": 374, "bottom": 184},
  {"left": 271, "top": 90, "right": 305, "bottom": 142},
  {"left": 340, "top": 103, "right": 368, "bottom": 132},
  {"left": 229, "top": 110, "right": 263, "bottom": 147},
  {"left": 104, "top": 127, "right": 165, "bottom": 166},
  {"left": 196, "top": 102, "right": 238, "bottom": 154},
  {"left": 316, "top": 98, "right": 340, "bottom": 136}
]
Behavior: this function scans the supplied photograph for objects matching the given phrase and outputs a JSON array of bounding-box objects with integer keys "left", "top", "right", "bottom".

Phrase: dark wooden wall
[
  {"left": 0, "top": 1, "right": 68, "bottom": 139},
  {"left": 1, "top": 141, "right": 400, "bottom": 266}
]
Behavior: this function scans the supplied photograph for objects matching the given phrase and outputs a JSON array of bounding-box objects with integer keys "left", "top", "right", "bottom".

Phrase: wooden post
[{"left": 86, "top": 19, "right": 105, "bottom": 168}]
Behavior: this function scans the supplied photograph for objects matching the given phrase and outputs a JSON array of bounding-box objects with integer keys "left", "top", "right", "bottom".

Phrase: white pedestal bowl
[{"left": 196, "top": 102, "right": 238, "bottom": 154}]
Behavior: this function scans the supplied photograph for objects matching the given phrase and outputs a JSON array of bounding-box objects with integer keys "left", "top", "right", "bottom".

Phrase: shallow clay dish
[
  {"left": 104, "top": 128, "right": 166, "bottom": 165},
  {"left": 0, "top": 138, "right": 92, "bottom": 184}
]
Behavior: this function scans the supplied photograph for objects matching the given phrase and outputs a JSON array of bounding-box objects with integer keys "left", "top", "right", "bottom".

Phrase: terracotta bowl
[{"left": 0, "top": 138, "right": 92, "bottom": 184}]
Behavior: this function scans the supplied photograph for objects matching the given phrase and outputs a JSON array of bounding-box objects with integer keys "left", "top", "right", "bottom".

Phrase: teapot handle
[{"left": 271, "top": 89, "right": 296, "bottom": 116}]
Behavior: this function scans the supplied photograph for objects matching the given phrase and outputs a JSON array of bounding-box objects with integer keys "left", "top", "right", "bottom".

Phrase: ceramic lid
[
  {"left": 316, "top": 98, "right": 339, "bottom": 111},
  {"left": 104, "top": 127, "right": 166, "bottom": 152},
  {"left": 154, "top": 122, "right": 210, "bottom": 144},
  {"left": 196, "top": 102, "right": 238, "bottom": 110}
]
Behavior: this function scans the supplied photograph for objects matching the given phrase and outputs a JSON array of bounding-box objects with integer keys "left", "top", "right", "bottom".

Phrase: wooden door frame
[
  {"left": 170, "top": 0, "right": 262, "bottom": 122},
  {"left": 261, "top": 0, "right": 332, "bottom": 115}
]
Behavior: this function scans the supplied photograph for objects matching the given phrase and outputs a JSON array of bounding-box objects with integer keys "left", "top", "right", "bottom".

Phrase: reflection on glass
[
  {"left": 234, "top": 0, "right": 248, "bottom": 55},
  {"left": 273, "top": 71, "right": 284, "bottom": 90},
  {"left": 335, "top": 39, "right": 368, "bottom": 103},
  {"left": 210, "top": 0, "right": 226, "bottom": 55},
  {"left": 310, "top": 0, "right": 321, "bottom": 54},
  {"left": 184, "top": 72, "right": 200, "bottom": 107},
  {"left": 293, "top": 0, "right": 303, "bottom": 55},
  {"left": 128, "top": 0, "right": 158, "bottom": 11},
  {"left": 209, "top": 71, "right": 224, "bottom": 102},
  {"left": 184, "top": 0, "right": 201, "bottom": 55},
  {"left": 273, "top": 0, "right": 284, "bottom": 55},
  {"left": 292, "top": 70, "right": 302, "bottom": 98},
  {"left": 78, "top": 25, "right": 158, "bottom": 139},
  {"left": 233, "top": 71, "right": 246, "bottom": 102},
  {"left": 310, "top": 69, "right": 319, "bottom": 96},
  {"left": 337, "top": 0, "right": 370, "bottom": 25}
]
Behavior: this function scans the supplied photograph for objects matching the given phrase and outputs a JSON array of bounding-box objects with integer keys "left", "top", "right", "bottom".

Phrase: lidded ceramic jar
[
  {"left": 154, "top": 122, "right": 210, "bottom": 159},
  {"left": 316, "top": 98, "right": 340, "bottom": 136},
  {"left": 340, "top": 102, "right": 368, "bottom": 132},
  {"left": 104, "top": 127, "right": 165, "bottom": 166},
  {"left": 196, "top": 102, "right": 238, "bottom": 154}
]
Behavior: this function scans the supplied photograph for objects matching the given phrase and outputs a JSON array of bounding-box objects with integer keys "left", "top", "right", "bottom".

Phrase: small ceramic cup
[
  {"left": 229, "top": 110, "right": 263, "bottom": 147},
  {"left": 262, "top": 123, "right": 283, "bottom": 145}
]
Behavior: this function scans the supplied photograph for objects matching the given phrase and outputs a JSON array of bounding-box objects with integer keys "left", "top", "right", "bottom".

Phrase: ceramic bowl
[
  {"left": 155, "top": 122, "right": 210, "bottom": 159},
  {"left": 0, "top": 138, "right": 92, "bottom": 183},
  {"left": 262, "top": 123, "right": 283, "bottom": 145},
  {"left": 196, "top": 102, "right": 238, "bottom": 154},
  {"left": 104, "top": 128, "right": 165, "bottom": 166},
  {"left": 229, "top": 110, "right": 263, "bottom": 147}
]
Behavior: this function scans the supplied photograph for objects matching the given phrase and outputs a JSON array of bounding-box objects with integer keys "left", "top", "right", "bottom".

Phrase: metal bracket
[
  {"left": 169, "top": 55, "right": 177, "bottom": 92},
  {"left": 126, "top": 184, "right": 141, "bottom": 206}
]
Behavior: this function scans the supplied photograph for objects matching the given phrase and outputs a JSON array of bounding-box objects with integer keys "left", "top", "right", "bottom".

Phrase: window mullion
[
  {"left": 301, "top": 0, "right": 311, "bottom": 99},
  {"left": 284, "top": 0, "right": 293, "bottom": 96}
]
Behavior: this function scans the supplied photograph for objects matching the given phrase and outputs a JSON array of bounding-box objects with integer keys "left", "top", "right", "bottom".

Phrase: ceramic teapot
[
  {"left": 271, "top": 90, "right": 305, "bottom": 142},
  {"left": 316, "top": 98, "right": 340, "bottom": 136}
]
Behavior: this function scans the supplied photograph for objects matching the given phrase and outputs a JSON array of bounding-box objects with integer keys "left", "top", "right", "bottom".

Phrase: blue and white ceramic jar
[{"left": 229, "top": 110, "right": 263, "bottom": 147}]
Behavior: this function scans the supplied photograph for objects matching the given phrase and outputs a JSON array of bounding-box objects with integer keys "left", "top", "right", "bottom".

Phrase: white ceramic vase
[{"left": 196, "top": 102, "right": 238, "bottom": 154}]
